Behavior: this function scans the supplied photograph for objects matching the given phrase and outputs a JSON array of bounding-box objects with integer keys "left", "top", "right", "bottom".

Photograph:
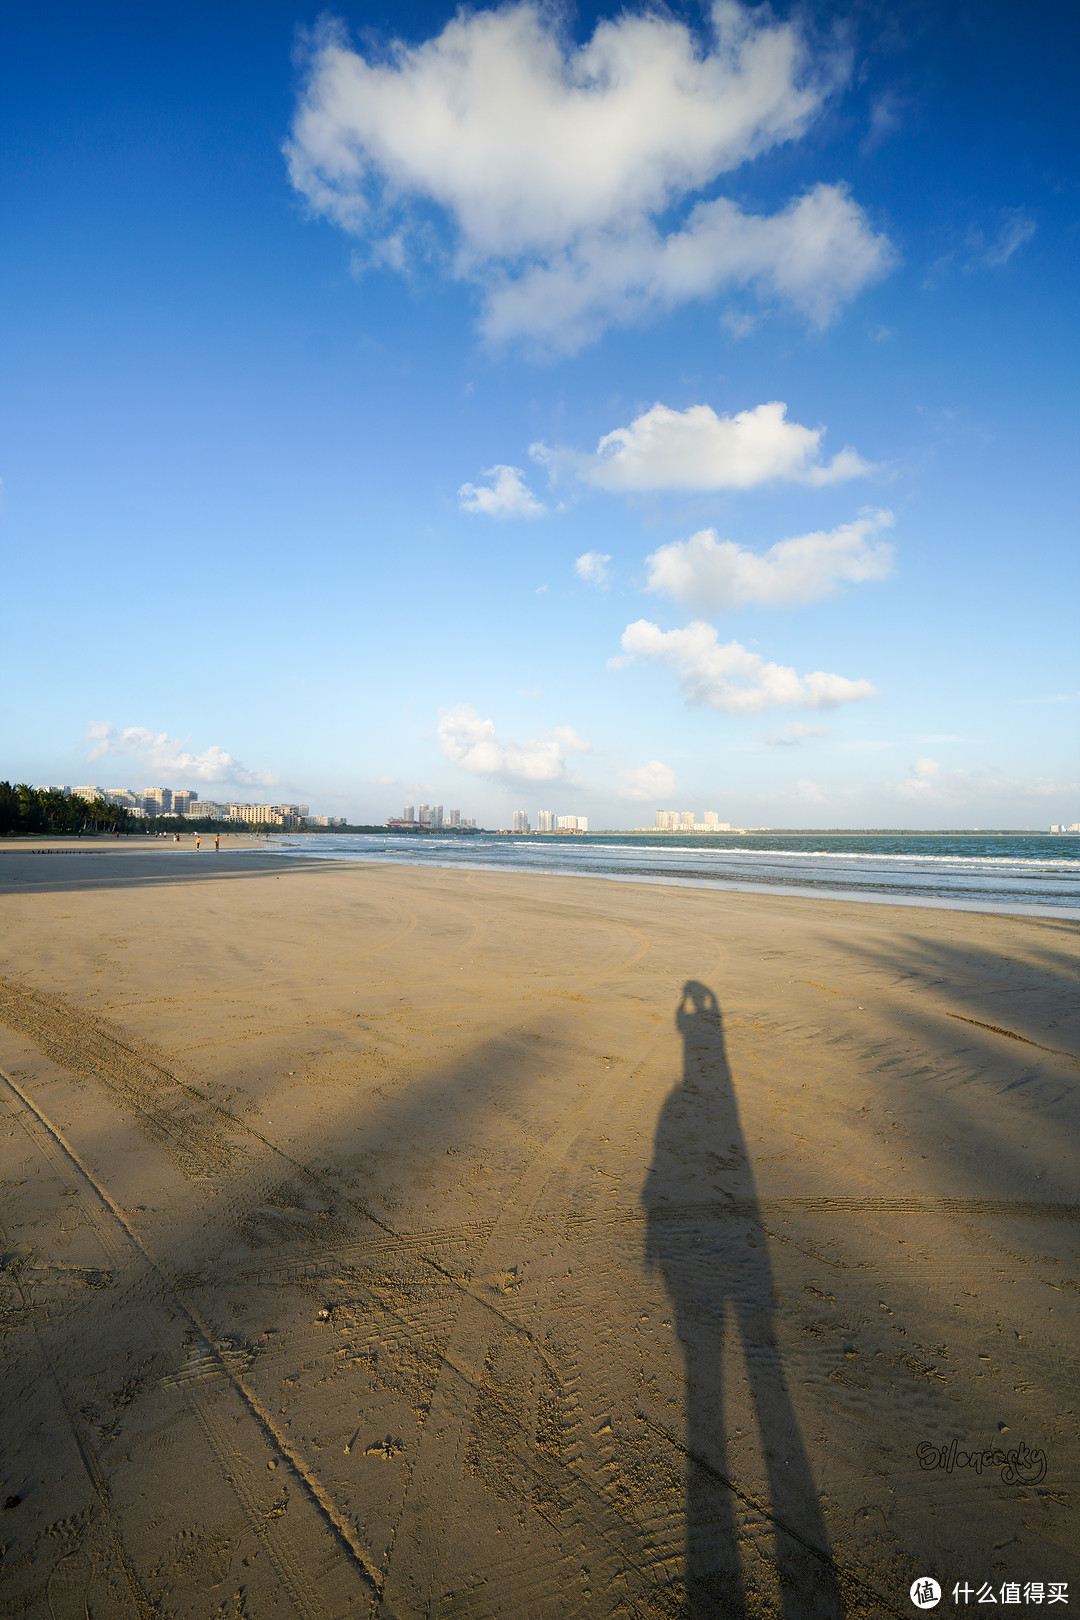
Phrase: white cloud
[
  {"left": 763, "top": 721, "right": 829, "bottom": 746},
  {"left": 535, "top": 400, "right": 873, "bottom": 492},
  {"left": 367, "top": 774, "right": 399, "bottom": 785},
  {"left": 613, "top": 621, "right": 877, "bottom": 714},
  {"left": 796, "top": 777, "right": 825, "bottom": 803},
  {"left": 644, "top": 510, "right": 894, "bottom": 611},
  {"left": 437, "top": 703, "right": 591, "bottom": 784},
  {"left": 459, "top": 464, "right": 545, "bottom": 517},
  {"left": 82, "top": 723, "right": 278, "bottom": 786},
  {"left": 976, "top": 209, "right": 1036, "bottom": 269},
  {"left": 575, "top": 551, "right": 612, "bottom": 586},
  {"left": 617, "top": 760, "right": 677, "bottom": 801},
  {"left": 894, "top": 757, "right": 1078, "bottom": 813},
  {"left": 287, "top": 4, "right": 892, "bottom": 352}
]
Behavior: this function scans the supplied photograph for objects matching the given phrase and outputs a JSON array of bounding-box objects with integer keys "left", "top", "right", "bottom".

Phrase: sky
[{"left": 2, "top": 0, "right": 1078, "bottom": 829}]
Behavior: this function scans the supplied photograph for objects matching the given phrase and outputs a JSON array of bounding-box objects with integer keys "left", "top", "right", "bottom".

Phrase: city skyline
[{"left": 2, "top": 2, "right": 1076, "bottom": 828}]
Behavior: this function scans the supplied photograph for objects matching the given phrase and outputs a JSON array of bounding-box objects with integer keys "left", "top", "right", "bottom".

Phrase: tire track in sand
[{"left": 0, "top": 1063, "right": 384, "bottom": 1620}]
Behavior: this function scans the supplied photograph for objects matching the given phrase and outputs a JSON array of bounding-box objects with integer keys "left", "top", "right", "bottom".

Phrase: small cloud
[
  {"left": 796, "top": 777, "right": 825, "bottom": 803},
  {"left": 617, "top": 760, "right": 676, "bottom": 802},
  {"left": 763, "top": 722, "right": 829, "bottom": 746},
  {"left": 368, "top": 774, "right": 399, "bottom": 785},
  {"left": 535, "top": 401, "right": 875, "bottom": 494},
  {"left": 644, "top": 511, "right": 895, "bottom": 612},
  {"left": 535, "top": 584, "right": 548, "bottom": 594},
  {"left": 459, "top": 465, "right": 545, "bottom": 518},
  {"left": 898, "top": 756, "right": 942, "bottom": 798},
  {"left": 437, "top": 703, "right": 591, "bottom": 784},
  {"left": 575, "top": 551, "right": 612, "bottom": 587},
  {"left": 862, "top": 90, "right": 905, "bottom": 154},
  {"left": 82, "top": 722, "right": 278, "bottom": 786},
  {"left": 975, "top": 209, "right": 1036, "bottom": 269},
  {"left": 868, "top": 323, "right": 894, "bottom": 342},
  {"left": 518, "top": 685, "right": 542, "bottom": 698},
  {"left": 612, "top": 622, "right": 878, "bottom": 714},
  {"left": 722, "top": 310, "right": 760, "bottom": 339}
]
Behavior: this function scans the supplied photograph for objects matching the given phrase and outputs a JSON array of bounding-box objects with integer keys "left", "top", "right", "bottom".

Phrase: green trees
[{"left": 0, "top": 783, "right": 135, "bottom": 836}]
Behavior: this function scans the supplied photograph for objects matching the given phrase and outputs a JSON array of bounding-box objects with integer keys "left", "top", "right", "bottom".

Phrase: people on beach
[
  {"left": 196, "top": 834, "right": 201, "bottom": 850},
  {"left": 215, "top": 833, "right": 220, "bottom": 850}
]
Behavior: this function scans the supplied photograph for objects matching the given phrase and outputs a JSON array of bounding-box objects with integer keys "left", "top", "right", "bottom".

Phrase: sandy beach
[{"left": 0, "top": 838, "right": 1076, "bottom": 1619}]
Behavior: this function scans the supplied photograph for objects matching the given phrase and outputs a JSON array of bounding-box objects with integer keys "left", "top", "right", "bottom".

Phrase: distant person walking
[
  {"left": 196, "top": 834, "right": 201, "bottom": 850},
  {"left": 215, "top": 833, "right": 220, "bottom": 851}
]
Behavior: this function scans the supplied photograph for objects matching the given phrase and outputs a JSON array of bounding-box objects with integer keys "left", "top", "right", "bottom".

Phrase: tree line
[{"left": 0, "top": 783, "right": 255, "bottom": 837}]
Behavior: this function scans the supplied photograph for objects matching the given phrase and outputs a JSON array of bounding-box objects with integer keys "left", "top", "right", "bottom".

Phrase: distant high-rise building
[
  {"left": 431, "top": 805, "right": 443, "bottom": 828},
  {"left": 418, "top": 804, "right": 430, "bottom": 825},
  {"left": 403, "top": 805, "right": 415, "bottom": 822},
  {"left": 172, "top": 790, "right": 196, "bottom": 814},
  {"left": 536, "top": 810, "right": 555, "bottom": 832},
  {"left": 556, "top": 815, "right": 588, "bottom": 832},
  {"left": 446, "top": 808, "right": 460, "bottom": 827},
  {"left": 703, "top": 811, "right": 719, "bottom": 827},
  {"left": 142, "top": 786, "right": 172, "bottom": 814},
  {"left": 655, "top": 810, "right": 677, "bottom": 829},
  {"left": 512, "top": 810, "right": 530, "bottom": 833}
]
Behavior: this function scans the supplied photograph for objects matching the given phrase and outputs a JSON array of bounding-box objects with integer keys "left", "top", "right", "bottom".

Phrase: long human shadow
[{"left": 645, "top": 981, "right": 845, "bottom": 1619}]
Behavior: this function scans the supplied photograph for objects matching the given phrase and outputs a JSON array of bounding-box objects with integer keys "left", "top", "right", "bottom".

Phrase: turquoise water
[{"left": 265, "top": 831, "right": 1080, "bottom": 916}]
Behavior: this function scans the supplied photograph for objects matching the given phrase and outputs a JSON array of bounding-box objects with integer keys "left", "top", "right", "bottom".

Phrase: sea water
[{"left": 264, "top": 831, "right": 1080, "bottom": 917}]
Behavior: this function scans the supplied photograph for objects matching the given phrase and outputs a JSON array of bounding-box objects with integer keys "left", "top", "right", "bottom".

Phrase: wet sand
[{"left": 0, "top": 838, "right": 1077, "bottom": 1618}]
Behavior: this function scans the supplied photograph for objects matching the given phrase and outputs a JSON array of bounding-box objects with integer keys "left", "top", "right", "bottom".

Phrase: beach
[{"left": 0, "top": 839, "right": 1077, "bottom": 1617}]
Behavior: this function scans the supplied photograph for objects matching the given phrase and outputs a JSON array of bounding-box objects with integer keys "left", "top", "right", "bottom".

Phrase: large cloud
[
  {"left": 644, "top": 511, "right": 894, "bottom": 611},
  {"left": 286, "top": 4, "right": 892, "bottom": 351},
  {"left": 535, "top": 401, "right": 872, "bottom": 491},
  {"left": 613, "top": 621, "right": 877, "bottom": 714},
  {"left": 438, "top": 704, "right": 591, "bottom": 783},
  {"left": 83, "top": 723, "right": 278, "bottom": 786}
]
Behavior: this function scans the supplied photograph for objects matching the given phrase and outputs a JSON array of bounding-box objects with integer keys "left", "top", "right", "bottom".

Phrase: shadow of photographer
[{"left": 645, "top": 980, "right": 845, "bottom": 1618}]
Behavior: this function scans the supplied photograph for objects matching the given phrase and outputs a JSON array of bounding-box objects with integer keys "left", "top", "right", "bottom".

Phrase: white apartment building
[
  {"left": 534, "top": 811, "right": 587, "bottom": 832},
  {"left": 655, "top": 810, "right": 730, "bottom": 832},
  {"left": 399, "top": 805, "right": 471, "bottom": 827},
  {"left": 512, "top": 811, "right": 530, "bottom": 833}
]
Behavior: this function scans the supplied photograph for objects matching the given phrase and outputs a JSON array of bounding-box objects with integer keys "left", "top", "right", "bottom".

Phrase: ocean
[{"left": 264, "top": 830, "right": 1080, "bottom": 917}]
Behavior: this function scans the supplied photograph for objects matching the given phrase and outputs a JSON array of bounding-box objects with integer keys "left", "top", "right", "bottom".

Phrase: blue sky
[{"left": 2, "top": 0, "right": 1077, "bottom": 828}]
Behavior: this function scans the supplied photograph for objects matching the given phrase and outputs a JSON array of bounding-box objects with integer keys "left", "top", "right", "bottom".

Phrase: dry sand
[{"left": 0, "top": 838, "right": 1076, "bottom": 1619}]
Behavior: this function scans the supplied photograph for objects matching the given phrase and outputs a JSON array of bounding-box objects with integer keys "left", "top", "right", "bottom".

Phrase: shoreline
[
  {"left": 263, "top": 841, "right": 1080, "bottom": 921},
  {"left": 4, "top": 835, "right": 1079, "bottom": 918}
]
